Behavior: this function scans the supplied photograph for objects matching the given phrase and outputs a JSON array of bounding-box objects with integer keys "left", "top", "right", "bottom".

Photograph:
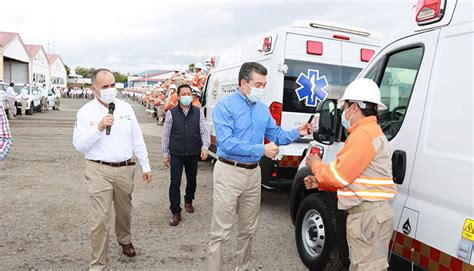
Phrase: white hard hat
[
  {"left": 337, "top": 78, "right": 387, "bottom": 110},
  {"left": 194, "top": 62, "right": 204, "bottom": 70},
  {"left": 169, "top": 84, "right": 177, "bottom": 90}
]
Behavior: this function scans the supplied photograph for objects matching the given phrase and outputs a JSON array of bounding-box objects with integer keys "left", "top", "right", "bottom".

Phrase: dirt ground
[{"left": 0, "top": 98, "right": 306, "bottom": 270}]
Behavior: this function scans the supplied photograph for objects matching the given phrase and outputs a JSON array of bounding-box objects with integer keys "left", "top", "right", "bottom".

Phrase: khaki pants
[
  {"left": 7, "top": 98, "right": 15, "bottom": 118},
  {"left": 41, "top": 97, "right": 48, "bottom": 112},
  {"left": 56, "top": 97, "right": 61, "bottom": 109},
  {"left": 84, "top": 160, "right": 136, "bottom": 271},
  {"left": 157, "top": 105, "right": 165, "bottom": 124},
  {"left": 346, "top": 202, "right": 394, "bottom": 271},
  {"left": 20, "top": 98, "right": 27, "bottom": 115},
  {"left": 208, "top": 161, "right": 261, "bottom": 271}
]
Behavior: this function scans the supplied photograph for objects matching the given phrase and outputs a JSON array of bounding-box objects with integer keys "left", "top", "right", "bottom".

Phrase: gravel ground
[{"left": 0, "top": 98, "right": 306, "bottom": 270}]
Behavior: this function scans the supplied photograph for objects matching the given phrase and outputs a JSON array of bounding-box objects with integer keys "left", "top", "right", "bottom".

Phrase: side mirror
[{"left": 313, "top": 99, "right": 338, "bottom": 145}]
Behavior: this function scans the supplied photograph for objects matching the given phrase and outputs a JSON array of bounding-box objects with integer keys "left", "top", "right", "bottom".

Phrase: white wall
[
  {"left": 31, "top": 50, "right": 50, "bottom": 87},
  {"left": 67, "top": 77, "right": 91, "bottom": 84},
  {"left": 50, "top": 59, "right": 67, "bottom": 87},
  {"left": 3, "top": 37, "right": 30, "bottom": 63}
]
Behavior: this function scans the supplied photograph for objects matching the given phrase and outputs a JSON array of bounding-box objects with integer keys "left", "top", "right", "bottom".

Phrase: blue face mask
[
  {"left": 341, "top": 106, "right": 354, "bottom": 130},
  {"left": 248, "top": 87, "right": 265, "bottom": 103},
  {"left": 180, "top": 95, "right": 192, "bottom": 106}
]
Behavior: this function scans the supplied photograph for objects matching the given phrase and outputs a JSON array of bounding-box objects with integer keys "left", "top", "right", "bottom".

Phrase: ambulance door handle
[{"left": 392, "top": 150, "right": 406, "bottom": 185}]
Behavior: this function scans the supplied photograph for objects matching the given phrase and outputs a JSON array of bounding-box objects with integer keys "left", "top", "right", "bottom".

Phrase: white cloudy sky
[{"left": 1, "top": 0, "right": 415, "bottom": 74}]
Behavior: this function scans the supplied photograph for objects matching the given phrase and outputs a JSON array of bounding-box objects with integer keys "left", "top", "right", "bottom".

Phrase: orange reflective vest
[
  {"left": 311, "top": 116, "right": 396, "bottom": 210},
  {"left": 164, "top": 93, "right": 178, "bottom": 111},
  {"left": 192, "top": 97, "right": 201, "bottom": 108},
  {"left": 192, "top": 71, "right": 206, "bottom": 90}
]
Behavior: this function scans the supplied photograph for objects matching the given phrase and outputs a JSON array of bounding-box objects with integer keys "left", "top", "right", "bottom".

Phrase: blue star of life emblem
[{"left": 295, "top": 69, "right": 329, "bottom": 107}]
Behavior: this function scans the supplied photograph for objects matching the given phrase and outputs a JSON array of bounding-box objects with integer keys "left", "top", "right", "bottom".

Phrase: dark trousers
[{"left": 169, "top": 154, "right": 199, "bottom": 214}]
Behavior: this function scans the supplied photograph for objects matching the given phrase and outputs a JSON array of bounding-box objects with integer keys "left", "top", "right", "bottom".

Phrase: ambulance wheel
[{"left": 295, "top": 193, "right": 346, "bottom": 271}]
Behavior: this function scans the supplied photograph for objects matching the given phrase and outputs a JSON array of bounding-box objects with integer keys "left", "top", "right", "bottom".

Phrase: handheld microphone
[{"left": 106, "top": 102, "right": 115, "bottom": 135}]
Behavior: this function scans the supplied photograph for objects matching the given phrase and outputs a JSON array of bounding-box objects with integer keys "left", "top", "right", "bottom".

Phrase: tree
[
  {"left": 189, "top": 63, "right": 195, "bottom": 73},
  {"left": 64, "top": 64, "right": 71, "bottom": 76},
  {"left": 75, "top": 67, "right": 94, "bottom": 78},
  {"left": 74, "top": 67, "right": 128, "bottom": 83},
  {"left": 113, "top": 72, "right": 128, "bottom": 83}
]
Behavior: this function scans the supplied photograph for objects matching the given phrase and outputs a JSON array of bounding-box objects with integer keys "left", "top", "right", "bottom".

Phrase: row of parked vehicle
[{"left": 0, "top": 82, "right": 60, "bottom": 117}]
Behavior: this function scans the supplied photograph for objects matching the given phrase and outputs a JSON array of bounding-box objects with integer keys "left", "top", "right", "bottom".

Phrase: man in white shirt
[
  {"left": 6, "top": 83, "right": 17, "bottom": 119},
  {"left": 40, "top": 84, "right": 49, "bottom": 112},
  {"left": 20, "top": 84, "right": 29, "bottom": 115},
  {"left": 54, "top": 87, "right": 61, "bottom": 110},
  {"left": 73, "top": 68, "right": 152, "bottom": 271}
]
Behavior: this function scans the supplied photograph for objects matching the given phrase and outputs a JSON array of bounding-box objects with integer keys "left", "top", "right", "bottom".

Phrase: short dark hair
[
  {"left": 238, "top": 62, "right": 267, "bottom": 86},
  {"left": 349, "top": 101, "right": 378, "bottom": 118},
  {"left": 177, "top": 84, "right": 192, "bottom": 95},
  {"left": 9, "top": 82, "right": 14, "bottom": 87},
  {"left": 91, "top": 68, "right": 112, "bottom": 84}
]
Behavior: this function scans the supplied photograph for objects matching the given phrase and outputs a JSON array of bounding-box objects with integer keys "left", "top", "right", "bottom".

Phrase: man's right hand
[
  {"left": 163, "top": 157, "right": 170, "bottom": 168},
  {"left": 264, "top": 142, "right": 279, "bottom": 159},
  {"left": 98, "top": 114, "right": 114, "bottom": 132}
]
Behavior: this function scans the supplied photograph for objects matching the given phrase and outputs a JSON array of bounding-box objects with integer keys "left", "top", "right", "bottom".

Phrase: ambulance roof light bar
[
  {"left": 309, "top": 22, "right": 370, "bottom": 37},
  {"left": 289, "top": 20, "right": 380, "bottom": 40}
]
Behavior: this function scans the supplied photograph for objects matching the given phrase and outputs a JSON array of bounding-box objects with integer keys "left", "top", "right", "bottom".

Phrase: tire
[
  {"left": 26, "top": 102, "right": 34, "bottom": 115},
  {"left": 295, "top": 193, "right": 347, "bottom": 271}
]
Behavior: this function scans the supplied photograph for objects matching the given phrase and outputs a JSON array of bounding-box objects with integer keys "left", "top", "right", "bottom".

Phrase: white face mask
[
  {"left": 100, "top": 88, "right": 117, "bottom": 104},
  {"left": 244, "top": 81, "right": 265, "bottom": 103},
  {"left": 341, "top": 104, "right": 355, "bottom": 130},
  {"left": 248, "top": 87, "right": 265, "bottom": 103}
]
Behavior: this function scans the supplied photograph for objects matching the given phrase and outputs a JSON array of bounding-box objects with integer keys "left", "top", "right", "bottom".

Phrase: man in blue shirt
[{"left": 208, "top": 62, "right": 313, "bottom": 270}]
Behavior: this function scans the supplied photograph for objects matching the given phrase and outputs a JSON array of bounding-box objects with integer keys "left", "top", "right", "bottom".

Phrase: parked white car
[
  {"left": 0, "top": 82, "right": 8, "bottom": 110},
  {"left": 14, "top": 84, "right": 42, "bottom": 115}
]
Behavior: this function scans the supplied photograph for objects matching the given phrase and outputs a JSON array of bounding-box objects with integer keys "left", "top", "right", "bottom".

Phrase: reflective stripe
[
  {"left": 329, "top": 162, "right": 349, "bottom": 186},
  {"left": 359, "top": 175, "right": 393, "bottom": 180},
  {"left": 354, "top": 178, "right": 394, "bottom": 185},
  {"left": 337, "top": 190, "right": 396, "bottom": 198}
]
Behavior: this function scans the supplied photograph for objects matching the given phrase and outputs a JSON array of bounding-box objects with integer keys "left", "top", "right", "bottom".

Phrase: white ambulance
[
  {"left": 201, "top": 20, "right": 381, "bottom": 189},
  {"left": 290, "top": 0, "right": 474, "bottom": 270}
]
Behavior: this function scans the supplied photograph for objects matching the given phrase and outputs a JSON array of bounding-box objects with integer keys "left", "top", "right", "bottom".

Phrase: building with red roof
[
  {"left": 25, "top": 44, "right": 50, "bottom": 87},
  {"left": 0, "top": 32, "right": 31, "bottom": 84},
  {"left": 47, "top": 54, "right": 67, "bottom": 87}
]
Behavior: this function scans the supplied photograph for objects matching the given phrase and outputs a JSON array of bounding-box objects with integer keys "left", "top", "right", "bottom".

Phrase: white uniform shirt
[
  {"left": 20, "top": 88, "right": 29, "bottom": 99},
  {"left": 6, "top": 86, "right": 17, "bottom": 99},
  {"left": 73, "top": 98, "right": 151, "bottom": 172},
  {"left": 41, "top": 87, "right": 48, "bottom": 98}
]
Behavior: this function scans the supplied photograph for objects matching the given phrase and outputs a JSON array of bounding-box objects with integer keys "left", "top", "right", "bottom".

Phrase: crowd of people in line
[{"left": 122, "top": 63, "right": 208, "bottom": 125}]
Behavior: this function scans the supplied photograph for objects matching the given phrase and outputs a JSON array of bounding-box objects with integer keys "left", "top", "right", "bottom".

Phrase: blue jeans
[{"left": 169, "top": 155, "right": 199, "bottom": 214}]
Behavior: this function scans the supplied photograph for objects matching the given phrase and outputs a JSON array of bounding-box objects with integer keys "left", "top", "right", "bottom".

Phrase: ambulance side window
[
  {"left": 375, "top": 47, "right": 423, "bottom": 140},
  {"left": 365, "top": 59, "right": 383, "bottom": 82}
]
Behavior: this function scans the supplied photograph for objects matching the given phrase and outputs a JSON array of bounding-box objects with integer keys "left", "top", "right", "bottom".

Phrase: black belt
[
  {"left": 90, "top": 159, "right": 135, "bottom": 167},
  {"left": 218, "top": 157, "right": 258, "bottom": 169}
]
